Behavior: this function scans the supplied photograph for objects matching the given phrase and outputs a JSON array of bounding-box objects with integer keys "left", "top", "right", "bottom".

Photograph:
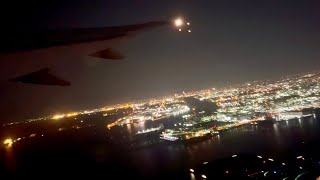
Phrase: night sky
[{"left": 1, "top": 0, "right": 320, "bottom": 122}]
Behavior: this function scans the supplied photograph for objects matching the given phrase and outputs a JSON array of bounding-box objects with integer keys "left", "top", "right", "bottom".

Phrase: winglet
[{"left": 9, "top": 68, "right": 71, "bottom": 86}]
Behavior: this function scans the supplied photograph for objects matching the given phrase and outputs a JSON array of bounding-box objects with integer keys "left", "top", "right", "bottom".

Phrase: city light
[
  {"left": 2, "top": 71, "right": 320, "bottom": 167},
  {"left": 67, "top": 112, "right": 78, "bottom": 117},
  {"left": 2, "top": 70, "right": 319, "bottom": 129},
  {"left": 52, "top": 114, "right": 65, "bottom": 120},
  {"left": 136, "top": 125, "right": 164, "bottom": 134},
  {"left": 1, "top": 70, "right": 320, "bottom": 179},
  {"left": 3, "top": 138, "right": 13, "bottom": 146}
]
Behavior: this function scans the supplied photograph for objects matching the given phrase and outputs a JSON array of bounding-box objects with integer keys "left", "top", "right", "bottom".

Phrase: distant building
[{"left": 279, "top": 111, "right": 303, "bottom": 120}]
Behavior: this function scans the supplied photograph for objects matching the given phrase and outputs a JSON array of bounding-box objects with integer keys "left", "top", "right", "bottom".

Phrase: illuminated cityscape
[
  {"left": 2, "top": 71, "right": 320, "bottom": 144},
  {"left": 1, "top": 71, "right": 320, "bottom": 179}
]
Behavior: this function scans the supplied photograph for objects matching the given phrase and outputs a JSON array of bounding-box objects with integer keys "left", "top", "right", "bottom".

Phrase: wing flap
[
  {"left": 89, "top": 48, "right": 124, "bottom": 60},
  {"left": 9, "top": 68, "right": 70, "bottom": 86}
]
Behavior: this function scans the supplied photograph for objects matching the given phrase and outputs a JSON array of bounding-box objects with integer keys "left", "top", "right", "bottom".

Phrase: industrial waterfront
[{"left": 1, "top": 72, "right": 320, "bottom": 179}]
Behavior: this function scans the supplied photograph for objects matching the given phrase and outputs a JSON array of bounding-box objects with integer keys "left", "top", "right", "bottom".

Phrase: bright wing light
[
  {"left": 173, "top": 17, "right": 192, "bottom": 33},
  {"left": 174, "top": 18, "right": 184, "bottom": 27}
]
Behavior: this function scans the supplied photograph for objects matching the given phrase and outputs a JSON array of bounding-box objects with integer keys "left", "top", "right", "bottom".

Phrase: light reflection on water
[
  {"left": 127, "top": 116, "right": 320, "bottom": 175},
  {"left": 273, "top": 123, "right": 280, "bottom": 137},
  {"left": 126, "top": 124, "right": 132, "bottom": 134},
  {"left": 2, "top": 116, "right": 319, "bottom": 178},
  {"left": 3, "top": 144, "right": 16, "bottom": 173}
]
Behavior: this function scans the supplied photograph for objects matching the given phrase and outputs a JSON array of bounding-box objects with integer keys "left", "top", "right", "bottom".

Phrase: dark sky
[{"left": 1, "top": 0, "right": 320, "bottom": 122}]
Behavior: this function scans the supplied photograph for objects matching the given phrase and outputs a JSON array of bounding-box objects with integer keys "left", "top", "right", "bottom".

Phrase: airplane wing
[
  {"left": 9, "top": 68, "right": 71, "bottom": 86},
  {"left": 1, "top": 21, "right": 170, "bottom": 86},
  {"left": 1, "top": 21, "right": 169, "bottom": 54}
]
